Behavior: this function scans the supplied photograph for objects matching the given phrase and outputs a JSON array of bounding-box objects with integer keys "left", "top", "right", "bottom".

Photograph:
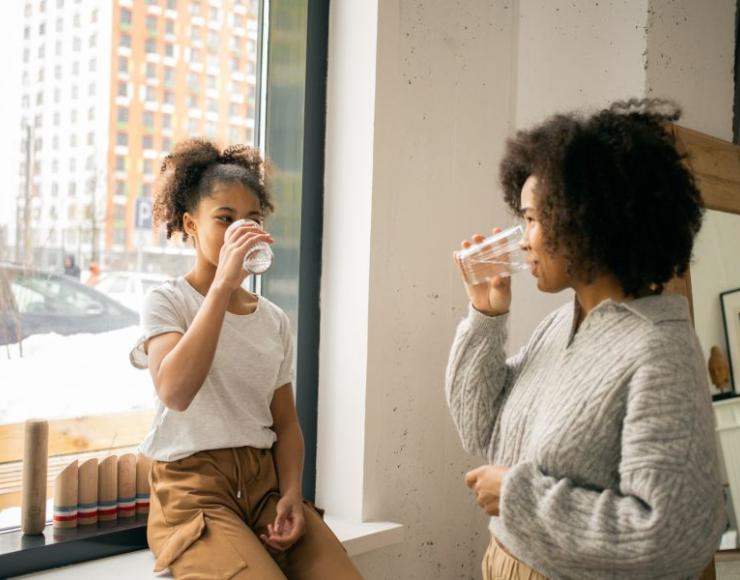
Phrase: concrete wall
[{"left": 319, "top": 1, "right": 736, "bottom": 578}]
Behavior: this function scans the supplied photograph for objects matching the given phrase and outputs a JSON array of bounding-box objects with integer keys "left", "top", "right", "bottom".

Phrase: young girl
[{"left": 130, "top": 140, "right": 361, "bottom": 579}]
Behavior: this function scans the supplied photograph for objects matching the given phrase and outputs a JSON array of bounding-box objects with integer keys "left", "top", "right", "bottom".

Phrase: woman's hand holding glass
[
  {"left": 456, "top": 227, "right": 513, "bottom": 316},
  {"left": 215, "top": 221, "right": 273, "bottom": 293}
]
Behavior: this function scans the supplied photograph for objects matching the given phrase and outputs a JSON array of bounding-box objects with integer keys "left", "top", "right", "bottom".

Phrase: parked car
[
  {"left": 92, "top": 271, "right": 171, "bottom": 312},
  {"left": 0, "top": 263, "right": 139, "bottom": 346}
]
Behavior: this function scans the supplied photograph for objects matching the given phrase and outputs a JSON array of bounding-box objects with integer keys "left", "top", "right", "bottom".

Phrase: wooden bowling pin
[
  {"left": 98, "top": 455, "right": 118, "bottom": 522},
  {"left": 117, "top": 453, "right": 136, "bottom": 519},
  {"left": 136, "top": 454, "right": 152, "bottom": 516},
  {"left": 21, "top": 419, "right": 48, "bottom": 535},
  {"left": 77, "top": 458, "right": 98, "bottom": 525},
  {"left": 53, "top": 460, "right": 78, "bottom": 529}
]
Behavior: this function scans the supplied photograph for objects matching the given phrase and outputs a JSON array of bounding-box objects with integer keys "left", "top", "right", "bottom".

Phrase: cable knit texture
[{"left": 445, "top": 294, "right": 725, "bottom": 580}]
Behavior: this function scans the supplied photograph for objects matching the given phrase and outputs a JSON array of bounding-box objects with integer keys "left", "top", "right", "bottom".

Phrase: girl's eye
[{"left": 218, "top": 216, "right": 233, "bottom": 224}]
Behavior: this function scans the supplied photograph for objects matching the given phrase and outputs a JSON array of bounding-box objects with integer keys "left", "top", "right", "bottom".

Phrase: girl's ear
[{"left": 183, "top": 212, "right": 198, "bottom": 239}]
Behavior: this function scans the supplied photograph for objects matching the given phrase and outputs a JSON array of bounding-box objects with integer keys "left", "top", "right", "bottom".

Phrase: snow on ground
[{"left": 0, "top": 326, "right": 155, "bottom": 424}]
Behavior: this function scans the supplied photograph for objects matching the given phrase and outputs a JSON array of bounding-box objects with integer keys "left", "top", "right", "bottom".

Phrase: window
[{"left": 0, "top": 0, "right": 286, "bottom": 554}]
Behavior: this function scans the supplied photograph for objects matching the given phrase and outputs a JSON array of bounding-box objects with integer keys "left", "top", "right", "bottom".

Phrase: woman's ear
[{"left": 183, "top": 212, "right": 198, "bottom": 239}]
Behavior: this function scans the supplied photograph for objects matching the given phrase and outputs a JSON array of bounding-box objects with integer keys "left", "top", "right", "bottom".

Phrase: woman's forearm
[
  {"left": 274, "top": 420, "right": 305, "bottom": 497},
  {"left": 157, "top": 283, "right": 231, "bottom": 411}
]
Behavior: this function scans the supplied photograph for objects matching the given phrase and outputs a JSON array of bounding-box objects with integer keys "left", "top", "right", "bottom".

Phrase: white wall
[{"left": 319, "top": 1, "right": 737, "bottom": 578}]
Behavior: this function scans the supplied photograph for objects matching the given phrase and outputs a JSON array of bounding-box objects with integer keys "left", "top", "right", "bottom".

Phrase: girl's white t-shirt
[{"left": 129, "top": 277, "right": 295, "bottom": 461}]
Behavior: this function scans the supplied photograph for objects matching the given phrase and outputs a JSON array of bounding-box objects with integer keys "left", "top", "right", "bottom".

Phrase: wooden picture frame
[{"left": 720, "top": 287, "right": 740, "bottom": 399}]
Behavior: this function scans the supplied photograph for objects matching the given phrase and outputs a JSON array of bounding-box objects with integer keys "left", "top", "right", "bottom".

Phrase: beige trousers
[
  {"left": 482, "top": 537, "right": 548, "bottom": 580},
  {"left": 147, "top": 446, "right": 362, "bottom": 580}
]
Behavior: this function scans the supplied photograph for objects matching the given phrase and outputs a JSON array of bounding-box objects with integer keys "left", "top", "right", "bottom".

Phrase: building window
[
  {"left": 147, "top": 15, "right": 157, "bottom": 32},
  {"left": 117, "top": 108, "right": 129, "bottom": 123},
  {"left": 162, "top": 113, "right": 172, "bottom": 129},
  {"left": 146, "top": 39, "right": 157, "bottom": 54},
  {"left": 143, "top": 110, "right": 155, "bottom": 127},
  {"left": 117, "top": 81, "right": 128, "bottom": 98},
  {"left": 121, "top": 7, "right": 132, "bottom": 25},
  {"left": 165, "top": 19, "right": 175, "bottom": 35},
  {"left": 147, "top": 62, "right": 157, "bottom": 78},
  {"left": 116, "top": 156, "right": 126, "bottom": 171},
  {"left": 120, "top": 33, "right": 131, "bottom": 48},
  {"left": 116, "top": 132, "right": 128, "bottom": 146},
  {"left": 143, "top": 135, "right": 154, "bottom": 150},
  {"left": 119, "top": 56, "right": 128, "bottom": 73}
]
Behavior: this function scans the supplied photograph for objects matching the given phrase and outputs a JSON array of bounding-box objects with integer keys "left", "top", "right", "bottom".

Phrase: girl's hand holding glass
[{"left": 216, "top": 220, "right": 274, "bottom": 292}]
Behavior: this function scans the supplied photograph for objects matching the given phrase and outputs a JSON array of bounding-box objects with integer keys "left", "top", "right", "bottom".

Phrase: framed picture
[{"left": 719, "top": 287, "right": 740, "bottom": 400}]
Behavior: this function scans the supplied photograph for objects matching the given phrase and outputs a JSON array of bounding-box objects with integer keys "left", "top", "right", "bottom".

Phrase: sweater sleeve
[
  {"left": 494, "top": 341, "right": 726, "bottom": 579},
  {"left": 444, "top": 304, "right": 553, "bottom": 458}
]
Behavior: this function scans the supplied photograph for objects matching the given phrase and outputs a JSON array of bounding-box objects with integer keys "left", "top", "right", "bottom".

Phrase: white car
[{"left": 93, "top": 271, "right": 171, "bottom": 313}]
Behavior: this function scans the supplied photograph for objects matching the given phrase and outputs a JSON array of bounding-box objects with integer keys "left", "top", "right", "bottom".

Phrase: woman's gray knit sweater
[{"left": 445, "top": 294, "right": 725, "bottom": 580}]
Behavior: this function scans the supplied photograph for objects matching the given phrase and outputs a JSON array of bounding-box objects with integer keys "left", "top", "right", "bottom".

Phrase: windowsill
[{"left": 2, "top": 517, "right": 403, "bottom": 578}]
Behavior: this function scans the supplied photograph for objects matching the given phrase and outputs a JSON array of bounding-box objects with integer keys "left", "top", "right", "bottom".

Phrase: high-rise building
[
  {"left": 16, "top": 0, "right": 260, "bottom": 271},
  {"left": 16, "top": 0, "right": 113, "bottom": 266},
  {"left": 107, "top": 0, "right": 260, "bottom": 256}
]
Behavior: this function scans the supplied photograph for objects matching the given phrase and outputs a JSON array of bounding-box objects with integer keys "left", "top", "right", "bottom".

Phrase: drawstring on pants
[{"left": 232, "top": 448, "right": 244, "bottom": 499}]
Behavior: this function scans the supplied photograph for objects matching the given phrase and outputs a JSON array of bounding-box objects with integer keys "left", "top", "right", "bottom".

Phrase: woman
[
  {"left": 130, "top": 140, "right": 361, "bottom": 580},
  {"left": 446, "top": 99, "right": 725, "bottom": 579}
]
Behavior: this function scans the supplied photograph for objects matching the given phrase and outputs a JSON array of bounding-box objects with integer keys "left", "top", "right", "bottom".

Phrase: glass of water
[
  {"left": 224, "top": 219, "right": 274, "bottom": 275},
  {"left": 454, "top": 225, "right": 527, "bottom": 286}
]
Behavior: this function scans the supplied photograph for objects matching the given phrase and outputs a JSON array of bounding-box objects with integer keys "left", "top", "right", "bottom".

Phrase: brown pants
[
  {"left": 147, "top": 446, "right": 363, "bottom": 580},
  {"left": 482, "top": 538, "right": 548, "bottom": 580}
]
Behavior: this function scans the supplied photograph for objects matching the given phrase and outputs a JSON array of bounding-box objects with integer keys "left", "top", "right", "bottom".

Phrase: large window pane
[{"left": 0, "top": 0, "right": 264, "bottom": 529}]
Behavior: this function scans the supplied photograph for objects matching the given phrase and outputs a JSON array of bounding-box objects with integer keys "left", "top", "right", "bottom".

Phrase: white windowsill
[{"left": 13, "top": 518, "right": 404, "bottom": 579}]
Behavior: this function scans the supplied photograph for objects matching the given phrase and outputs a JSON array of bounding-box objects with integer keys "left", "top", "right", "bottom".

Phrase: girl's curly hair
[
  {"left": 499, "top": 98, "right": 704, "bottom": 296},
  {"left": 152, "top": 139, "right": 274, "bottom": 241}
]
